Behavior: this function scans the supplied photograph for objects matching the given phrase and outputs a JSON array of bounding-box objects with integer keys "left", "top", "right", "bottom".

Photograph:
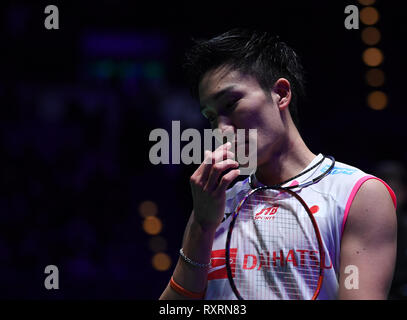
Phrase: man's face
[{"left": 198, "top": 66, "right": 288, "bottom": 166}]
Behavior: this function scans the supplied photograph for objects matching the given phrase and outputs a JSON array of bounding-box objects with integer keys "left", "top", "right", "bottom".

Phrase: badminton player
[{"left": 159, "top": 29, "right": 397, "bottom": 300}]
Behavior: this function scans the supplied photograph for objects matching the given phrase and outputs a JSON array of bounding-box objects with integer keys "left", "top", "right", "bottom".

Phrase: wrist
[
  {"left": 181, "top": 215, "right": 217, "bottom": 268},
  {"left": 191, "top": 212, "right": 221, "bottom": 234}
]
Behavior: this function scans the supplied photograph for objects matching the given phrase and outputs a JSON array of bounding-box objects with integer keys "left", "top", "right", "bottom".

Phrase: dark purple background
[{"left": 1, "top": 0, "right": 406, "bottom": 299}]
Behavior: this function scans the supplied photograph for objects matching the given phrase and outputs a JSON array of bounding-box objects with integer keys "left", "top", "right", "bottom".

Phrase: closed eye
[
  {"left": 201, "top": 96, "right": 241, "bottom": 123},
  {"left": 202, "top": 110, "right": 216, "bottom": 122},
  {"left": 207, "top": 114, "right": 216, "bottom": 122},
  {"left": 222, "top": 99, "right": 239, "bottom": 114}
]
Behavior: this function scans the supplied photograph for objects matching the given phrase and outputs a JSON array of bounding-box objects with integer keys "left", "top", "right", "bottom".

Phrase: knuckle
[
  {"left": 221, "top": 175, "right": 232, "bottom": 184},
  {"left": 190, "top": 176, "right": 198, "bottom": 184},
  {"left": 226, "top": 159, "right": 234, "bottom": 165},
  {"left": 203, "top": 152, "right": 212, "bottom": 163}
]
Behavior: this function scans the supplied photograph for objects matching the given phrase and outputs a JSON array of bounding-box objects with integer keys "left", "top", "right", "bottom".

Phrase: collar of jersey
[{"left": 249, "top": 153, "right": 326, "bottom": 189}]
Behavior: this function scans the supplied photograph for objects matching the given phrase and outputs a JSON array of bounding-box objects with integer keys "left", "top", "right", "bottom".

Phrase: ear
[{"left": 272, "top": 78, "right": 292, "bottom": 111}]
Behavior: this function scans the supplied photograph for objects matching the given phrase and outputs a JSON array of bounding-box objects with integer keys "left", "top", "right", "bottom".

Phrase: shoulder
[
  {"left": 326, "top": 159, "right": 397, "bottom": 229},
  {"left": 338, "top": 177, "right": 398, "bottom": 299},
  {"left": 343, "top": 177, "right": 397, "bottom": 240},
  {"left": 353, "top": 178, "right": 396, "bottom": 208}
]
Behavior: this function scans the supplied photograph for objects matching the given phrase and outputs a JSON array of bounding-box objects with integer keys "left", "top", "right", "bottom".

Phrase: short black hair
[{"left": 184, "top": 28, "right": 306, "bottom": 127}]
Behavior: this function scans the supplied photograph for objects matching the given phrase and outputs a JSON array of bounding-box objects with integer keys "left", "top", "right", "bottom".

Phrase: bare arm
[
  {"left": 159, "top": 213, "right": 217, "bottom": 299},
  {"left": 338, "top": 178, "right": 397, "bottom": 299}
]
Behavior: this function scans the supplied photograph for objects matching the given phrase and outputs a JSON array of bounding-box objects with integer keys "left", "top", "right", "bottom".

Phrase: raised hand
[{"left": 189, "top": 142, "right": 240, "bottom": 231}]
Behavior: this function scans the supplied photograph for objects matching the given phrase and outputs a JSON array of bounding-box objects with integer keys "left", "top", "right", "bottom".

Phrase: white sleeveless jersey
[{"left": 204, "top": 154, "right": 396, "bottom": 300}]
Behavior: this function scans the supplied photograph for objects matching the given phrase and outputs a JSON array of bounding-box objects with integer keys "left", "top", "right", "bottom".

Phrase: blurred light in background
[
  {"left": 358, "top": 0, "right": 375, "bottom": 5},
  {"left": 366, "top": 68, "right": 385, "bottom": 87},
  {"left": 361, "top": 27, "right": 381, "bottom": 45},
  {"left": 139, "top": 200, "right": 158, "bottom": 218},
  {"left": 367, "top": 91, "right": 388, "bottom": 110},
  {"left": 139, "top": 200, "right": 173, "bottom": 272},
  {"left": 360, "top": 7, "right": 380, "bottom": 25},
  {"left": 152, "top": 252, "right": 172, "bottom": 271},
  {"left": 359, "top": 0, "right": 387, "bottom": 111},
  {"left": 138, "top": 200, "right": 171, "bottom": 271},
  {"left": 143, "top": 216, "right": 163, "bottom": 235},
  {"left": 362, "top": 47, "right": 383, "bottom": 67}
]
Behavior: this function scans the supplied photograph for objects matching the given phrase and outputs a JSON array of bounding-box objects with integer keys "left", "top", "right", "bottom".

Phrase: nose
[
  {"left": 216, "top": 115, "right": 235, "bottom": 134},
  {"left": 215, "top": 116, "right": 235, "bottom": 145}
]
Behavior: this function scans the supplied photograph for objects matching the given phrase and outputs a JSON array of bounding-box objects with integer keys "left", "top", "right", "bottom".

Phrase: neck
[{"left": 255, "top": 127, "right": 316, "bottom": 186}]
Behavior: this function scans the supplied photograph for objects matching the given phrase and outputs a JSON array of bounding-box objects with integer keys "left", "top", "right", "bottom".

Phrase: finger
[
  {"left": 202, "top": 142, "right": 233, "bottom": 165},
  {"left": 211, "top": 141, "right": 233, "bottom": 163},
  {"left": 195, "top": 150, "right": 214, "bottom": 182},
  {"left": 197, "top": 149, "right": 235, "bottom": 185},
  {"left": 194, "top": 143, "right": 234, "bottom": 182},
  {"left": 215, "top": 168, "right": 241, "bottom": 194},
  {"left": 204, "top": 159, "right": 239, "bottom": 191}
]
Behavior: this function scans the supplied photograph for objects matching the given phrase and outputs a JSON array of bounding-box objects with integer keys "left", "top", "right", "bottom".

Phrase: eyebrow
[{"left": 200, "top": 85, "right": 237, "bottom": 111}]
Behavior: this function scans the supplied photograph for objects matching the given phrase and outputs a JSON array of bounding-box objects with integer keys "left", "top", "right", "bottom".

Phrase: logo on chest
[
  {"left": 254, "top": 205, "right": 280, "bottom": 220},
  {"left": 208, "top": 248, "right": 237, "bottom": 280}
]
